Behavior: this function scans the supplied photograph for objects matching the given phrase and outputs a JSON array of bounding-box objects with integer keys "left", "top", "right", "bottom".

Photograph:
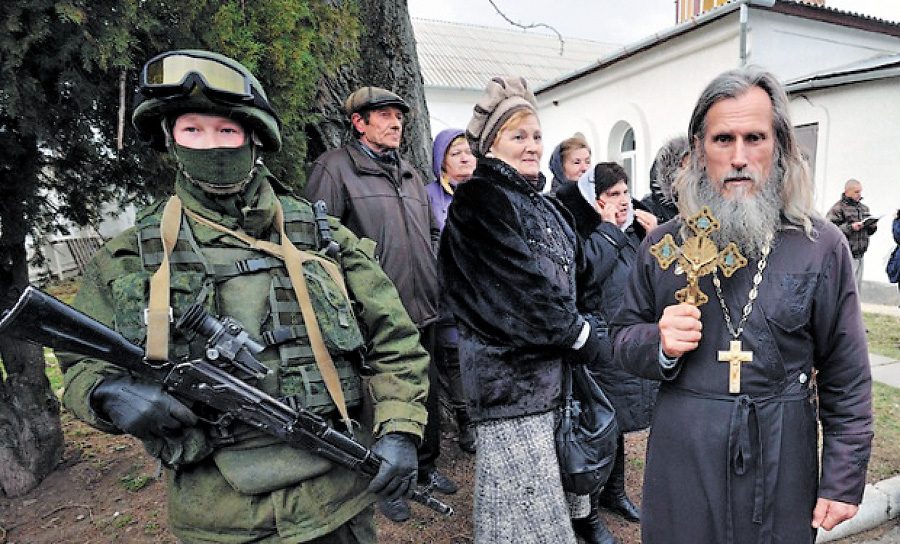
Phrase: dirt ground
[
  {"left": 0, "top": 410, "right": 646, "bottom": 544},
  {"left": 0, "top": 413, "right": 890, "bottom": 544}
]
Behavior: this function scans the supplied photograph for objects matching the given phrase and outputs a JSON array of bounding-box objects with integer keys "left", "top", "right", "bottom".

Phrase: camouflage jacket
[{"left": 59, "top": 186, "right": 428, "bottom": 543}]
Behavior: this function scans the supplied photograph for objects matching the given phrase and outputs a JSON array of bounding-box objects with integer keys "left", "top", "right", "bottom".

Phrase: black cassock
[{"left": 612, "top": 218, "right": 872, "bottom": 544}]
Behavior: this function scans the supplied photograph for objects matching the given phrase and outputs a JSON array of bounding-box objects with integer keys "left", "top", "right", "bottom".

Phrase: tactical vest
[{"left": 114, "top": 196, "right": 366, "bottom": 418}]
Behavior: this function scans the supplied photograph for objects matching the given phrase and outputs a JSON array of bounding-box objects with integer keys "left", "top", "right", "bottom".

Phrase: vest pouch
[
  {"left": 212, "top": 431, "right": 333, "bottom": 494},
  {"left": 280, "top": 358, "right": 364, "bottom": 415},
  {"left": 110, "top": 270, "right": 208, "bottom": 345},
  {"left": 300, "top": 259, "right": 365, "bottom": 353}
]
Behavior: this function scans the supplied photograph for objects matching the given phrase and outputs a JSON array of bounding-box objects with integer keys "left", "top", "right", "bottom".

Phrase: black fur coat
[{"left": 438, "top": 158, "right": 591, "bottom": 421}]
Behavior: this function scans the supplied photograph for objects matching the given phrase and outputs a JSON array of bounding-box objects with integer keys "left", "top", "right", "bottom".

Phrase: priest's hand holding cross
[{"left": 651, "top": 207, "right": 754, "bottom": 393}]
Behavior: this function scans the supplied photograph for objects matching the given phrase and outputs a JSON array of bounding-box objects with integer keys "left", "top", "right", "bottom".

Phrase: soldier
[{"left": 59, "top": 50, "right": 429, "bottom": 543}]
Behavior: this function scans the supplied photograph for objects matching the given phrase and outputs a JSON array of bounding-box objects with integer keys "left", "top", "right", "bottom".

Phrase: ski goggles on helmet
[{"left": 140, "top": 51, "right": 276, "bottom": 117}]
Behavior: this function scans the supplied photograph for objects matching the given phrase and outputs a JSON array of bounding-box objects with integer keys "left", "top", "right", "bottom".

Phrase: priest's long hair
[{"left": 676, "top": 66, "right": 820, "bottom": 243}]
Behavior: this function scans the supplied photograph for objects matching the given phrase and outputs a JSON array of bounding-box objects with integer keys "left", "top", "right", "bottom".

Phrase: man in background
[
  {"left": 827, "top": 178, "right": 877, "bottom": 290},
  {"left": 304, "top": 86, "right": 456, "bottom": 523}
]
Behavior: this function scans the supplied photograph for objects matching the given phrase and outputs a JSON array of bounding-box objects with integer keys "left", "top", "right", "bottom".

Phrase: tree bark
[
  {"left": 0, "top": 178, "right": 64, "bottom": 498},
  {"left": 307, "top": 0, "right": 432, "bottom": 180}
]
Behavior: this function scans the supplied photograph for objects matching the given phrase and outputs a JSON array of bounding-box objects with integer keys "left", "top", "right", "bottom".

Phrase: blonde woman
[{"left": 438, "top": 77, "right": 604, "bottom": 543}]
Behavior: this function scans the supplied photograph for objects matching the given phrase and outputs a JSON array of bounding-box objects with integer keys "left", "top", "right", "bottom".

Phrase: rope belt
[{"left": 670, "top": 382, "right": 810, "bottom": 544}]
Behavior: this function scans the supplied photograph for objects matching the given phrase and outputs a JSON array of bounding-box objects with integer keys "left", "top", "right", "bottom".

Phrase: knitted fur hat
[{"left": 466, "top": 77, "right": 537, "bottom": 157}]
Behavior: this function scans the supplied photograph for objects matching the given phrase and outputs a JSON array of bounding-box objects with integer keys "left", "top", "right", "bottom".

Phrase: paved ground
[
  {"left": 820, "top": 282, "right": 900, "bottom": 543},
  {"left": 858, "top": 526, "right": 900, "bottom": 544}
]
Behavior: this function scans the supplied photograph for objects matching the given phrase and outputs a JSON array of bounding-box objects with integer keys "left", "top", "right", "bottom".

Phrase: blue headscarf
[{"left": 548, "top": 142, "right": 567, "bottom": 186}]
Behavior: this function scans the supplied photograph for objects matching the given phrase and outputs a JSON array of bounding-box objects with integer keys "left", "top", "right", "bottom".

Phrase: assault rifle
[{"left": 0, "top": 286, "right": 452, "bottom": 516}]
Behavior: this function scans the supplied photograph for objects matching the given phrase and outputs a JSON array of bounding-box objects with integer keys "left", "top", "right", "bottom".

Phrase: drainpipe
[{"left": 740, "top": 3, "right": 749, "bottom": 67}]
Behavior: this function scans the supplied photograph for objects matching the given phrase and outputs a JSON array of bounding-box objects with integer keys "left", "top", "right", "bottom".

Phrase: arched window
[{"left": 620, "top": 127, "right": 636, "bottom": 192}]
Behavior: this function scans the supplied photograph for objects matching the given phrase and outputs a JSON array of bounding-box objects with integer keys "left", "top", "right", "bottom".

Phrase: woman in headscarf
[
  {"left": 426, "top": 128, "right": 477, "bottom": 453},
  {"left": 548, "top": 134, "right": 592, "bottom": 193}
]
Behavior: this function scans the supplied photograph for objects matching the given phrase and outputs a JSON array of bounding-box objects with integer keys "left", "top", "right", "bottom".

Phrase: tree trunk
[
  {"left": 0, "top": 179, "right": 64, "bottom": 498},
  {"left": 307, "top": 0, "right": 432, "bottom": 180}
]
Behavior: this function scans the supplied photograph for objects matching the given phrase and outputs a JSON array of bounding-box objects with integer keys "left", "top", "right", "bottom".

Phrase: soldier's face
[
  {"left": 173, "top": 113, "right": 246, "bottom": 149},
  {"left": 700, "top": 87, "right": 775, "bottom": 200},
  {"left": 353, "top": 106, "right": 404, "bottom": 152}
]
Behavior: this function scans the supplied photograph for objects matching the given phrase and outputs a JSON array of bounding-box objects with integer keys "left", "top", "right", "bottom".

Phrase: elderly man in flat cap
[{"left": 304, "top": 86, "right": 455, "bottom": 523}]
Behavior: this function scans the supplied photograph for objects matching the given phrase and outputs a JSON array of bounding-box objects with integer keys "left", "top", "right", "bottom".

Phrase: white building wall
[
  {"left": 424, "top": 87, "right": 483, "bottom": 137},
  {"left": 790, "top": 78, "right": 900, "bottom": 285},
  {"left": 537, "top": 18, "right": 744, "bottom": 199},
  {"left": 750, "top": 11, "right": 900, "bottom": 81}
]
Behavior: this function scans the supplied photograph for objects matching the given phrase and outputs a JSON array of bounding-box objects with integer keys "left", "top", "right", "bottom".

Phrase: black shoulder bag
[{"left": 555, "top": 362, "right": 619, "bottom": 495}]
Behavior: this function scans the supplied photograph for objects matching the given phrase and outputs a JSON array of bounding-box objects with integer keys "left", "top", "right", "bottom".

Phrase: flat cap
[{"left": 345, "top": 86, "right": 410, "bottom": 116}]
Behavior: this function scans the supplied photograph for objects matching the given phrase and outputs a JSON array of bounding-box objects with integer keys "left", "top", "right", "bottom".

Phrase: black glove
[
  {"left": 91, "top": 375, "right": 197, "bottom": 441},
  {"left": 574, "top": 315, "right": 610, "bottom": 369},
  {"left": 367, "top": 433, "right": 418, "bottom": 500}
]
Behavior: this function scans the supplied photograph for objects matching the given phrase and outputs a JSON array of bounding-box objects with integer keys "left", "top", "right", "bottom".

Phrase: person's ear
[{"left": 350, "top": 112, "right": 366, "bottom": 133}]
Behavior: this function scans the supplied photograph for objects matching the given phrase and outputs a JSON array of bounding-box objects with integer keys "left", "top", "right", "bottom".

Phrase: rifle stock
[
  {"left": 0, "top": 286, "right": 452, "bottom": 517},
  {"left": 0, "top": 286, "right": 165, "bottom": 379}
]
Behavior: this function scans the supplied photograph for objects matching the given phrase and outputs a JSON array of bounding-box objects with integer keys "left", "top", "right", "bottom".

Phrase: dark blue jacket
[{"left": 556, "top": 183, "right": 658, "bottom": 432}]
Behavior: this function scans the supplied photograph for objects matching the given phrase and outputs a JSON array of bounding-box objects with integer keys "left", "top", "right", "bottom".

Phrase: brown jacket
[{"left": 305, "top": 140, "right": 440, "bottom": 327}]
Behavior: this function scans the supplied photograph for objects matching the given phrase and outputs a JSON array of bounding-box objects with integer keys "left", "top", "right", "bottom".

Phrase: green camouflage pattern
[
  {"left": 58, "top": 179, "right": 428, "bottom": 542},
  {"left": 301, "top": 258, "right": 364, "bottom": 353}
]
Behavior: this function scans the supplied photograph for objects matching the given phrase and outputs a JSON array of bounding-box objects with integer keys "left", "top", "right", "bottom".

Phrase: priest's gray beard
[{"left": 696, "top": 164, "right": 784, "bottom": 260}]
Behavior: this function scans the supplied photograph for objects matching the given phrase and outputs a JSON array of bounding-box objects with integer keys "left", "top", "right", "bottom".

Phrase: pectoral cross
[
  {"left": 718, "top": 340, "right": 753, "bottom": 393},
  {"left": 649, "top": 207, "right": 747, "bottom": 307}
]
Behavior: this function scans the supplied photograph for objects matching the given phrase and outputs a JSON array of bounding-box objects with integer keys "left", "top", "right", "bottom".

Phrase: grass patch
[
  {"left": 870, "top": 381, "right": 900, "bottom": 481},
  {"left": 861, "top": 312, "right": 900, "bottom": 482},
  {"left": 43, "top": 278, "right": 81, "bottom": 304},
  {"left": 44, "top": 348, "right": 64, "bottom": 393},
  {"left": 864, "top": 312, "right": 900, "bottom": 360},
  {"left": 112, "top": 513, "right": 135, "bottom": 529},
  {"left": 119, "top": 472, "right": 155, "bottom": 492},
  {"left": 118, "top": 464, "right": 156, "bottom": 492}
]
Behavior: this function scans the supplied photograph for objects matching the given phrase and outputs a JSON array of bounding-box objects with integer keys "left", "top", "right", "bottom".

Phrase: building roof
[
  {"left": 411, "top": 18, "right": 621, "bottom": 91},
  {"left": 786, "top": 53, "right": 900, "bottom": 92},
  {"left": 536, "top": 0, "right": 900, "bottom": 94}
]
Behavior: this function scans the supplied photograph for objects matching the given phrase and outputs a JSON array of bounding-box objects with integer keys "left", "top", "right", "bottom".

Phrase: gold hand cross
[
  {"left": 649, "top": 207, "right": 747, "bottom": 307},
  {"left": 650, "top": 206, "right": 753, "bottom": 393}
]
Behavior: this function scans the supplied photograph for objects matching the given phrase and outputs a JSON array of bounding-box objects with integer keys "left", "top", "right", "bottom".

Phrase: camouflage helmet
[
  {"left": 344, "top": 86, "right": 410, "bottom": 116},
  {"left": 132, "top": 50, "right": 282, "bottom": 152}
]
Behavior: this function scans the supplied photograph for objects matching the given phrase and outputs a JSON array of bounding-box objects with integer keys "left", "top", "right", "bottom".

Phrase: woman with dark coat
[
  {"left": 439, "top": 77, "right": 604, "bottom": 543},
  {"left": 641, "top": 135, "right": 689, "bottom": 224},
  {"left": 556, "top": 162, "right": 660, "bottom": 542}
]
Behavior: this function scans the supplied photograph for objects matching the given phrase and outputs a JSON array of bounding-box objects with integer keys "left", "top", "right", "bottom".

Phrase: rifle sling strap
[{"left": 146, "top": 195, "right": 353, "bottom": 431}]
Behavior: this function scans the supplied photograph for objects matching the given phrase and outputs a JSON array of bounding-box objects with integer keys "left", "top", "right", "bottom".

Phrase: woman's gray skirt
[{"left": 473, "top": 411, "right": 579, "bottom": 543}]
